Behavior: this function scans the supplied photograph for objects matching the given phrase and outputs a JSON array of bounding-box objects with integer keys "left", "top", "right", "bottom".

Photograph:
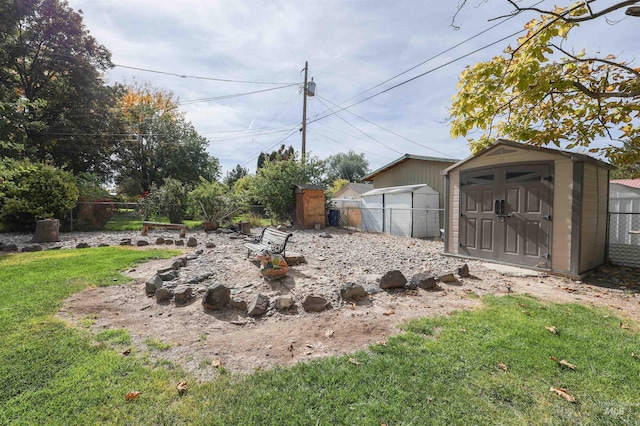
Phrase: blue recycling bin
[{"left": 328, "top": 209, "right": 340, "bottom": 226}]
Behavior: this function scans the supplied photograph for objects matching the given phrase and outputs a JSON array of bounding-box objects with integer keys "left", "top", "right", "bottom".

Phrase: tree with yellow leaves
[{"left": 450, "top": 1, "right": 639, "bottom": 176}]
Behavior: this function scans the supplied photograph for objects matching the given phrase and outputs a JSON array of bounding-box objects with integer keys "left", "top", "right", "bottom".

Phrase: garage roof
[{"left": 363, "top": 154, "right": 458, "bottom": 181}]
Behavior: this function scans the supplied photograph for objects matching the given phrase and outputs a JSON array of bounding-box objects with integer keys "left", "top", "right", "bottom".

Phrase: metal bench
[
  {"left": 141, "top": 221, "right": 188, "bottom": 238},
  {"left": 244, "top": 227, "right": 293, "bottom": 257}
]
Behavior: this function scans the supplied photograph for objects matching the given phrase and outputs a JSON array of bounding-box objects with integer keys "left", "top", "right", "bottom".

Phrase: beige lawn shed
[{"left": 442, "top": 139, "right": 613, "bottom": 277}]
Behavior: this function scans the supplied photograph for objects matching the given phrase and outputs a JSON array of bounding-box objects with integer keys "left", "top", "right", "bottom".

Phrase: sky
[{"left": 66, "top": 0, "right": 638, "bottom": 178}]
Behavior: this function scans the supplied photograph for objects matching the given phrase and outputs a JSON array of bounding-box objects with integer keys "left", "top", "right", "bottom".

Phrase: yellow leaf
[
  {"left": 376, "top": 340, "right": 387, "bottom": 346},
  {"left": 497, "top": 362, "right": 508, "bottom": 371},
  {"left": 212, "top": 358, "right": 222, "bottom": 368},
  {"left": 545, "top": 326, "right": 557, "bottom": 334},
  {"left": 177, "top": 380, "right": 188, "bottom": 395},
  {"left": 550, "top": 387, "right": 576, "bottom": 403},
  {"left": 349, "top": 357, "right": 360, "bottom": 366},
  {"left": 383, "top": 309, "right": 395, "bottom": 316},
  {"left": 620, "top": 323, "right": 631, "bottom": 330},
  {"left": 125, "top": 391, "right": 141, "bottom": 401}
]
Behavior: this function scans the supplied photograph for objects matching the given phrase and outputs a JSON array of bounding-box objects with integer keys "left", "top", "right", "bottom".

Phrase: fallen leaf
[
  {"left": 122, "top": 349, "right": 131, "bottom": 356},
  {"left": 383, "top": 309, "right": 395, "bottom": 316},
  {"left": 545, "top": 326, "right": 557, "bottom": 334},
  {"left": 550, "top": 356, "right": 576, "bottom": 370},
  {"left": 177, "top": 380, "right": 188, "bottom": 395},
  {"left": 521, "top": 310, "right": 531, "bottom": 316},
  {"left": 550, "top": 387, "right": 576, "bottom": 403},
  {"left": 376, "top": 340, "right": 387, "bottom": 346},
  {"left": 459, "top": 328, "right": 466, "bottom": 333},
  {"left": 497, "top": 362, "right": 508, "bottom": 371},
  {"left": 325, "top": 329, "right": 335, "bottom": 338},
  {"left": 632, "top": 352, "right": 637, "bottom": 358},
  {"left": 349, "top": 357, "right": 360, "bottom": 365},
  {"left": 620, "top": 323, "right": 631, "bottom": 330},
  {"left": 125, "top": 391, "right": 141, "bottom": 401},
  {"left": 212, "top": 358, "right": 222, "bottom": 368}
]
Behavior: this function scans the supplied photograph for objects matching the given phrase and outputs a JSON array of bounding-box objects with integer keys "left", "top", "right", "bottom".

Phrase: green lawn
[
  {"left": 104, "top": 214, "right": 202, "bottom": 232},
  {"left": 2, "top": 249, "right": 639, "bottom": 424}
]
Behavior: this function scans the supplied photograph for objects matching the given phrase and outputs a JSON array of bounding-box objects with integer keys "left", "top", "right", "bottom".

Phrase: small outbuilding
[
  {"left": 441, "top": 139, "right": 613, "bottom": 278},
  {"left": 293, "top": 184, "right": 325, "bottom": 230},
  {"left": 360, "top": 183, "right": 440, "bottom": 238}
]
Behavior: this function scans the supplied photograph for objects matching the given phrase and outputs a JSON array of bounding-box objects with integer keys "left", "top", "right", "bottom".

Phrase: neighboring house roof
[
  {"left": 611, "top": 179, "right": 640, "bottom": 189},
  {"left": 363, "top": 154, "right": 458, "bottom": 181},
  {"left": 333, "top": 182, "right": 373, "bottom": 199},
  {"left": 361, "top": 183, "right": 438, "bottom": 196},
  {"left": 347, "top": 183, "right": 373, "bottom": 194},
  {"left": 441, "top": 139, "right": 614, "bottom": 175}
]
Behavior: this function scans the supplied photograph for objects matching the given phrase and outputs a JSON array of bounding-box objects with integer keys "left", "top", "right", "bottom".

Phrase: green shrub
[
  {"left": 187, "top": 178, "right": 237, "bottom": 224},
  {"left": 0, "top": 160, "right": 79, "bottom": 231},
  {"left": 141, "top": 178, "right": 189, "bottom": 223}
]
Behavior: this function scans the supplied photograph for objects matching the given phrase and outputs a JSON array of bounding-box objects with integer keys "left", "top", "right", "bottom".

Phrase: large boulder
[
  {"left": 410, "top": 273, "right": 438, "bottom": 290},
  {"left": 145, "top": 275, "right": 163, "bottom": 295},
  {"left": 202, "top": 283, "right": 230, "bottom": 310},
  {"left": 32, "top": 219, "right": 60, "bottom": 243},
  {"left": 379, "top": 270, "right": 407, "bottom": 289},
  {"left": 340, "top": 283, "right": 367, "bottom": 301},
  {"left": 302, "top": 295, "right": 329, "bottom": 312},
  {"left": 247, "top": 294, "right": 270, "bottom": 317},
  {"left": 173, "top": 285, "right": 193, "bottom": 304}
]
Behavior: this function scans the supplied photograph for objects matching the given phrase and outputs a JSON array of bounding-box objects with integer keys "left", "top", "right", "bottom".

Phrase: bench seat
[
  {"left": 141, "top": 221, "right": 188, "bottom": 238},
  {"left": 244, "top": 227, "right": 293, "bottom": 257}
]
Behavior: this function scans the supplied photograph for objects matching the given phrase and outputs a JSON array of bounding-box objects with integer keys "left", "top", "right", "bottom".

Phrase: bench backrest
[{"left": 260, "top": 228, "right": 292, "bottom": 253}]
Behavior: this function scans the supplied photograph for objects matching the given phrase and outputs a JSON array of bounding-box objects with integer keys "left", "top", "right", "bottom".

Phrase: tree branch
[{"left": 491, "top": 0, "right": 637, "bottom": 23}]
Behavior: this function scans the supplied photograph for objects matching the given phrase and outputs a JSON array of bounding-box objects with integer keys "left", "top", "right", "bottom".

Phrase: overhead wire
[
  {"left": 316, "top": 94, "right": 455, "bottom": 158},
  {"left": 178, "top": 84, "right": 299, "bottom": 105},
  {"left": 314, "top": 96, "right": 403, "bottom": 155}
]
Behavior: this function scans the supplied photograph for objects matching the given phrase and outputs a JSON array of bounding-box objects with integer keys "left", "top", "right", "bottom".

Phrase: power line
[
  {"left": 308, "top": 28, "right": 525, "bottom": 125},
  {"left": 314, "top": 96, "right": 403, "bottom": 155},
  {"left": 336, "top": 0, "right": 544, "bottom": 106},
  {"left": 316, "top": 94, "right": 455, "bottom": 158},
  {"left": 239, "top": 128, "right": 300, "bottom": 168},
  {"left": 112, "top": 63, "right": 299, "bottom": 85},
  {"left": 178, "top": 84, "right": 299, "bottom": 105}
]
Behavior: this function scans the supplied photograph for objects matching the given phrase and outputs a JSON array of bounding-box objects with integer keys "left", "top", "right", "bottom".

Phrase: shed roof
[
  {"left": 611, "top": 179, "right": 640, "bottom": 189},
  {"left": 293, "top": 184, "right": 326, "bottom": 190},
  {"left": 333, "top": 182, "right": 373, "bottom": 198},
  {"left": 363, "top": 154, "right": 458, "bottom": 181},
  {"left": 441, "top": 139, "right": 614, "bottom": 175},
  {"left": 361, "top": 183, "right": 438, "bottom": 197}
]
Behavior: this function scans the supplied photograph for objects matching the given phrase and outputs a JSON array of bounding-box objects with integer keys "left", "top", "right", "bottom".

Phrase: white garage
[{"left": 360, "top": 184, "right": 440, "bottom": 238}]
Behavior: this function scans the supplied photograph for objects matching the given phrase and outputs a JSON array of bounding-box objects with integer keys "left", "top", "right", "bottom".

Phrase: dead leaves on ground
[
  {"left": 550, "top": 356, "right": 577, "bottom": 370},
  {"left": 550, "top": 386, "right": 577, "bottom": 403},
  {"left": 545, "top": 326, "right": 557, "bottom": 335},
  {"left": 176, "top": 380, "right": 188, "bottom": 395},
  {"left": 348, "top": 357, "right": 360, "bottom": 366},
  {"left": 383, "top": 309, "right": 395, "bottom": 316},
  {"left": 125, "top": 391, "right": 141, "bottom": 401},
  {"left": 496, "top": 362, "right": 508, "bottom": 371}
]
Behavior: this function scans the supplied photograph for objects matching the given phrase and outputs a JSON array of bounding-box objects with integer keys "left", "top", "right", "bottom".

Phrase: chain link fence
[
  {"left": 61, "top": 201, "right": 268, "bottom": 232},
  {"left": 608, "top": 212, "right": 640, "bottom": 268}
]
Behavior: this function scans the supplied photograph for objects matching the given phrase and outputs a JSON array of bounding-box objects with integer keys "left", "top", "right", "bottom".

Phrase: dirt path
[{"left": 56, "top": 232, "right": 640, "bottom": 380}]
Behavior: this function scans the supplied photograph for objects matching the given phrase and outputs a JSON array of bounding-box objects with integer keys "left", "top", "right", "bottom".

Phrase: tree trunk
[{"left": 33, "top": 219, "right": 60, "bottom": 243}]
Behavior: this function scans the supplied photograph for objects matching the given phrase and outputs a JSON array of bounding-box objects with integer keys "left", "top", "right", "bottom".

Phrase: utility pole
[{"left": 301, "top": 61, "right": 308, "bottom": 164}]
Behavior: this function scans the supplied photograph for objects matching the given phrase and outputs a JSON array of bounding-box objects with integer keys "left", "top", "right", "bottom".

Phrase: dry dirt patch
[{"left": 56, "top": 230, "right": 640, "bottom": 379}]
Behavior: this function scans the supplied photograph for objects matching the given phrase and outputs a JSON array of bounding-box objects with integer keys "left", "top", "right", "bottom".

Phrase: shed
[
  {"left": 293, "top": 184, "right": 325, "bottom": 229},
  {"left": 442, "top": 139, "right": 613, "bottom": 278},
  {"left": 360, "top": 184, "right": 440, "bottom": 238},
  {"left": 363, "top": 154, "right": 458, "bottom": 214}
]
